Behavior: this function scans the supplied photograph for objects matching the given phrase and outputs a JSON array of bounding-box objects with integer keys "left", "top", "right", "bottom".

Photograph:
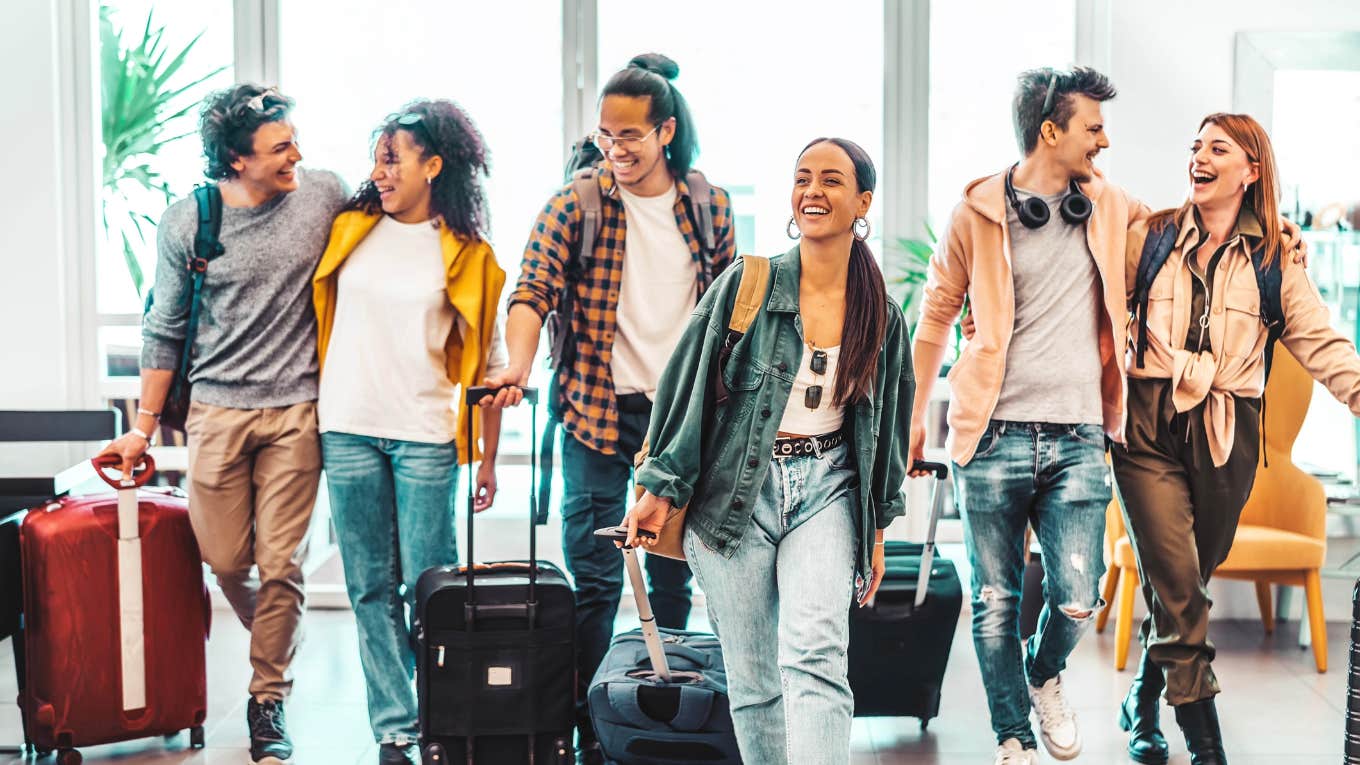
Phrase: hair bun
[{"left": 628, "top": 53, "right": 679, "bottom": 80}]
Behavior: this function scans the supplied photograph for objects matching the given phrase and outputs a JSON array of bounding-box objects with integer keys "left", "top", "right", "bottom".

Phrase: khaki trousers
[{"left": 186, "top": 401, "right": 320, "bottom": 700}]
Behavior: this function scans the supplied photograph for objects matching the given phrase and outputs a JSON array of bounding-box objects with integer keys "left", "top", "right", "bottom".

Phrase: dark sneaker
[
  {"left": 379, "top": 742, "right": 417, "bottom": 764},
  {"left": 247, "top": 697, "right": 294, "bottom": 764}
]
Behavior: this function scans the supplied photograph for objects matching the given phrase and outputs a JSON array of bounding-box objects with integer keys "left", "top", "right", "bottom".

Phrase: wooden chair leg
[
  {"left": 1115, "top": 567, "right": 1139, "bottom": 671},
  {"left": 1096, "top": 566, "right": 1120, "bottom": 633},
  {"left": 1304, "top": 569, "right": 1327, "bottom": 673},
  {"left": 1255, "top": 581, "right": 1275, "bottom": 634}
]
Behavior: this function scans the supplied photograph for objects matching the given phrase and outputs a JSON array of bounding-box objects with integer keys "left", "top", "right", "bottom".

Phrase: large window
[
  {"left": 598, "top": 0, "right": 885, "bottom": 260},
  {"left": 927, "top": 0, "right": 1076, "bottom": 230},
  {"left": 96, "top": 1, "right": 234, "bottom": 396}
]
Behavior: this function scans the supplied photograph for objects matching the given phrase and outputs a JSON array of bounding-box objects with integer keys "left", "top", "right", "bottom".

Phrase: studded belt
[{"left": 772, "top": 431, "right": 845, "bottom": 458}]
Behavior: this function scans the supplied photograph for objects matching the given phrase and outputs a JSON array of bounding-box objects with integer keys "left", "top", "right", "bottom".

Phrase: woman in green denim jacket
[{"left": 623, "top": 138, "right": 914, "bottom": 765}]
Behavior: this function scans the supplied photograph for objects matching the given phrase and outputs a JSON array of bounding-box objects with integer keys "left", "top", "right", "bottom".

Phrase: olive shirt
[{"left": 635, "top": 247, "right": 916, "bottom": 577}]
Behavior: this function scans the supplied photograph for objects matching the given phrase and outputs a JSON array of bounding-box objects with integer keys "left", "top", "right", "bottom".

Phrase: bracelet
[
  {"left": 137, "top": 407, "right": 160, "bottom": 419},
  {"left": 874, "top": 541, "right": 886, "bottom": 546},
  {"left": 129, "top": 427, "right": 153, "bottom": 445}
]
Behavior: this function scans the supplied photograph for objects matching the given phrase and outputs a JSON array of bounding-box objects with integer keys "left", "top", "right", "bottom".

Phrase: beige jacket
[
  {"left": 918, "top": 168, "right": 1150, "bottom": 465},
  {"left": 1126, "top": 206, "right": 1360, "bottom": 466}
]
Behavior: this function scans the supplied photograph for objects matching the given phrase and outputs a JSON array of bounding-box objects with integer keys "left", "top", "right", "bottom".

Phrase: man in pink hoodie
[{"left": 908, "top": 67, "right": 1150, "bottom": 765}]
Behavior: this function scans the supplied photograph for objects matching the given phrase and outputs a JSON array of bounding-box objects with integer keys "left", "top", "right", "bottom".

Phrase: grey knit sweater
[{"left": 141, "top": 168, "right": 349, "bottom": 409}]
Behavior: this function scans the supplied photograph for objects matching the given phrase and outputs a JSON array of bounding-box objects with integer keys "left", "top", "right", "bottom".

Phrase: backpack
[
  {"left": 628, "top": 254, "right": 772, "bottom": 560},
  {"left": 1130, "top": 221, "right": 1286, "bottom": 463},
  {"left": 142, "top": 184, "right": 225, "bottom": 431}
]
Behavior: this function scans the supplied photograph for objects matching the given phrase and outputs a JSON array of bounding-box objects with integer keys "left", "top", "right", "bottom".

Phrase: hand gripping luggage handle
[
  {"left": 463, "top": 386, "right": 539, "bottom": 628},
  {"left": 597, "top": 526, "right": 673, "bottom": 681},
  {"left": 911, "top": 460, "right": 949, "bottom": 609},
  {"left": 92, "top": 453, "right": 156, "bottom": 489}
]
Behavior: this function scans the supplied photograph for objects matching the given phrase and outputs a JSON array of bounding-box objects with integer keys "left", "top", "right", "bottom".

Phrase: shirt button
[
  {"left": 732, "top": 499, "right": 743, "bottom": 509},
  {"left": 1214, "top": 306, "right": 1222, "bottom": 314},
  {"left": 777, "top": 362, "right": 788, "bottom": 372},
  {"left": 761, "top": 408, "right": 771, "bottom": 418},
  {"left": 747, "top": 458, "right": 758, "bottom": 468}
]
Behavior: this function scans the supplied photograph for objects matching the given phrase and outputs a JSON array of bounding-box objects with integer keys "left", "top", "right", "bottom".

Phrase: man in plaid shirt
[{"left": 487, "top": 53, "right": 735, "bottom": 762}]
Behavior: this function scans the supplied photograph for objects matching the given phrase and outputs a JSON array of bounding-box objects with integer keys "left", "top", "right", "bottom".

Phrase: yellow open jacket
[{"left": 313, "top": 210, "right": 506, "bottom": 464}]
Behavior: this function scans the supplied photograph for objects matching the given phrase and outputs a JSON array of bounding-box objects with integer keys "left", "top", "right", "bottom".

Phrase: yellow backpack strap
[{"left": 728, "top": 255, "right": 770, "bottom": 334}]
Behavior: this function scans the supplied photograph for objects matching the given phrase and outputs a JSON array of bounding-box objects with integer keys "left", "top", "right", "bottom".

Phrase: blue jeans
[
  {"left": 684, "top": 441, "right": 859, "bottom": 765},
  {"left": 321, "top": 432, "right": 460, "bottom": 745},
  {"left": 954, "top": 421, "right": 1109, "bottom": 748},
  {"left": 560, "top": 398, "right": 693, "bottom": 743}
]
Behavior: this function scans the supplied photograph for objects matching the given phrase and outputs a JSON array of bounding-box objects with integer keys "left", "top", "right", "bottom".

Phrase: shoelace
[
  {"left": 995, "top": 748, "right": 1032, "bottom": 765},
  {"left": 251, "top": 704, "right": 286, "bottom": 741},
  {"left": 1031, "top": 682, "right": 1075, "bottom": 730}
]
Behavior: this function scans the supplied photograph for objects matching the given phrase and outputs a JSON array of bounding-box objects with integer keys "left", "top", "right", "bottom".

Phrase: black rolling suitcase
[
  {"left": 586, "top": 527, "right": 741, "bottom": 764},
  {"left": 415, "top": 387, "right": 576, "bottom": 765},
  {"left": 848, "top": 460, "right": 963, "bottom": 728}
]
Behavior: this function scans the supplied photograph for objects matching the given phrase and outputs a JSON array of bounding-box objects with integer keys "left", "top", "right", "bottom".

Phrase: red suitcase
[{"left": 19, "top": 455, "right": 209, "bottom": 762}]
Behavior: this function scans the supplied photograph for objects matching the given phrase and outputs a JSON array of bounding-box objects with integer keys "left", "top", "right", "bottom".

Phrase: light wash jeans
[
  {"left": 953, "top": 420, "right": 1110, "bottom": 747},
  {"left": 321, "top": 431, "right": 459, "bottom": 746},
  {"left": 684, "top": 441, "right": 859, "bottom": 765}
]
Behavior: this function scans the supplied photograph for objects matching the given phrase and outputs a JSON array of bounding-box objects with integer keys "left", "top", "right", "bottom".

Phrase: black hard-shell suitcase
[
  {"left": 586, "top": 528, "right": 740, "bottom": 764},
  {"left": 415, "top": 387, "right": 575, "bottom": 765},
  {"left": 848, "top": 461, "right": 963, "bottom": 727}
]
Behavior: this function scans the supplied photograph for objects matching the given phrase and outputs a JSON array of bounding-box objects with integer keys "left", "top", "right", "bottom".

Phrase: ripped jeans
[{"left": 954, "top": 420, "right": 1110, "bottom": 747}]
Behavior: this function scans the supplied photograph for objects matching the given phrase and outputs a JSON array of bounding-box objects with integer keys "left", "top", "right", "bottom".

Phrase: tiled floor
[{"left": 0, "top": 603, "right": 1346, "bottom": 764}]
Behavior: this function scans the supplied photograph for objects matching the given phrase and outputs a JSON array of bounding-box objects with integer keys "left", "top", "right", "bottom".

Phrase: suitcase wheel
[
  {"left": 57, "top": 749, "right": 82, "bottom": 765},
  {"left": 920, "top": 717, "right": 931, "bottom": 731},
  {"left": 190, "top": 726, "right": 206, "bottom": 749},
  {"left": 554, "top": 737, "right": 573, "bottom": 764}
]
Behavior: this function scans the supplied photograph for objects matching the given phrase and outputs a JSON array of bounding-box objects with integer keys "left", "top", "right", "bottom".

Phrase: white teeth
[{"left": 802, "top": 206, "right": 829, "bottom": 215}]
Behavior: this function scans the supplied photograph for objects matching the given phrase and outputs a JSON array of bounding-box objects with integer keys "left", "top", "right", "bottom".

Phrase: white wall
[
  {"left": 1103, "top": 0, "right": 1360, "bottom": 209},
  {"left": 0, "top": 0, "right": 70, "bottom": 410}
]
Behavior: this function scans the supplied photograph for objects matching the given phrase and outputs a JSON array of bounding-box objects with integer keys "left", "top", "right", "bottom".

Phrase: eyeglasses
[
  {"left": 590, "top": 124, "right": 662, "bottom": 152},
  {"left": 1039, "top": 71, "right": 1059, "bottom": 118},
  {"left": 804, "top": 348, "right": 828, "bottom": 410},
  {"left": 245, "top": 88, "right": 288, "bottom": 114},
  {"left": 395, "top": 112, "right": 440, "bottom": 155}
]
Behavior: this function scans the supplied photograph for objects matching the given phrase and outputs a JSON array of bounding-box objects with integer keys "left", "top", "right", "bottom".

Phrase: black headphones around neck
[{"left": 1004, "top": 164, "right": 1093, "bottom": 229}]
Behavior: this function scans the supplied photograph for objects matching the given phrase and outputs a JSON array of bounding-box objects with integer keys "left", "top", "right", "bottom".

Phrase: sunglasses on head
[
  {"left": 394, "top": 112, "right": 440, "bottom": 156},
  {"left": 245, "top": 88, "right": 288, "bottom": 114}
]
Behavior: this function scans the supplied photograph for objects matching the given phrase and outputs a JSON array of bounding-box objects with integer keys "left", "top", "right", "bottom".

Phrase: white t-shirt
[
  {"left": 778, "top": 344, "right": 845, "bottom": 435},
  {"left": 318, "top": 216, "right": 507, "bottom": 443},
  {"left": 611, "top": 183, "right": 699, "bottom": 398}
]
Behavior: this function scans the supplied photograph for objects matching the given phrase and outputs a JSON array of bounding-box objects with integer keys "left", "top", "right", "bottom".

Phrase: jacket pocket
[
  {"left": 1222, "top": 282, "right": 1263, "bottom": 359},
  {"left": 946, "top": 346, "right": 1004, "bottom": 437}
]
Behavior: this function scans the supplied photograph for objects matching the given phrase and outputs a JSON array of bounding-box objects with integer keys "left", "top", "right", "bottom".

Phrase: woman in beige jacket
[{"left": 1116, "top": 112, "right": 1360, "bottom": 765}]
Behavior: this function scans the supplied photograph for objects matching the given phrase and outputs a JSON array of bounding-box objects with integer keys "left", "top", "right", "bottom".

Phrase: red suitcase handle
[{"left": 91, "top": 453, "right": 156, "bottom": 489}]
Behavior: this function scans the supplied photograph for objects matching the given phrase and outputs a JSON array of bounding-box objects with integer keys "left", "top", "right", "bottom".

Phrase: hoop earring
[
  {"left": 853, "top": 216, "right": 871, "bottom": 242},
  {"left": 787, "top": 216, "right": 801, "bottom": 240}
]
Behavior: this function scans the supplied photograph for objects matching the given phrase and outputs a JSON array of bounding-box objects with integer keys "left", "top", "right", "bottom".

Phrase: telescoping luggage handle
[
  {"left": 910, "top": 460, "right": 949, "bottom": 609},
  {"left": 92, "top": 453, "right": 156, "bottom": 714},
  {"left": 594, "top": 526, "right": 671, "bottom": 682},
  {"left": 462, "top": 387, "right": 539, "bottom": 628}
]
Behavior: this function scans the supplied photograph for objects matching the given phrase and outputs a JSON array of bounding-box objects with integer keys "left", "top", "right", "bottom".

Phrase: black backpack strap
[
  {"left": 177, "top": 184, "right": 225, "bottom": 379},
  {"left": 1251, "top": 242, "right": 1286, "bottom": 383},
  {"left": 683, "top": 169, "right": 717, "bottom": 256},
  {"left": 548, "top": 170, "right": 602, "bottom": 371},
  {"left": 1133, "top": 223, "right": 1179, "bottom": 371}
]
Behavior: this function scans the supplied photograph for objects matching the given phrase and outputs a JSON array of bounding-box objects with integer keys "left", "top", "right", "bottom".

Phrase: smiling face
[
  {"left": 369, "top": 129, "right": 441, "bottom": 223},
  {"left": 1188, "top": 121, "right": 1260, "bottom": 210},
  {"left": 791, "top": 141, "right": 872, "bottom": 243},
  {"left": 230, "top": 120, "right": 302, "bottom": 197},
  {"left": 1043, "top": 94, "right": 1110, "bottom": 182},
  {"left": 597, "top": 94, "right": 674, "bottom": 192}
]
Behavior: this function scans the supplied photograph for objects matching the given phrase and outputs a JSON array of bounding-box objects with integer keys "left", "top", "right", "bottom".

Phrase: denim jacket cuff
[
  {"left": 874, "top": 493, "right": 906, "bottom": 529},
  {"left": 635, "top": 456, "right": 695, "bottom": 509}
]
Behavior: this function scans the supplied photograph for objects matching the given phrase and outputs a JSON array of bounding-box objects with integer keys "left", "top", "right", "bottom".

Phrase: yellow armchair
[{"left": 1097, "top": 347, "right": 1329, "bottom": 672}]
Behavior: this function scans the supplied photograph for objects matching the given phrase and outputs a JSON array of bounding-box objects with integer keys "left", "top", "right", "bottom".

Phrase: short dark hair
[
  {"left": 600, "top": 53, "right": 698, "bottom": 177},
  {"left": 199, "top": 83, "right": 295, "bottom": 180},
  {"left": 346, "top": 99, "right": 492, "bottom": 241},
  {"left": 1013, "top": 67, "right": 1116, "bottom": 154}
]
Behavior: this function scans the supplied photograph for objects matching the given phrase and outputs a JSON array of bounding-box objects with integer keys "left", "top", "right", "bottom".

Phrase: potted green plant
[{"left": 887, "top": 224, "right": 965, "bottom": 373}]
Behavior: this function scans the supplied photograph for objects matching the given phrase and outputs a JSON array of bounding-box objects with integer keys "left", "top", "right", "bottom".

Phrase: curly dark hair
[
  {"left": 347, "top": 99, "right": 491, "bottom": 240},
  {"left": 1013, "top": 66, "right": 1117, "bottom": 155},
  {"left": 198, "top": 83, "right": 295, "bottom": 180}
]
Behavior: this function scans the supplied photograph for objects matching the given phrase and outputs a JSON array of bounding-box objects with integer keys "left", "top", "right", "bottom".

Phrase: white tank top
[{"left": 778, "top": 344, "right": 844, "bottom": 435}]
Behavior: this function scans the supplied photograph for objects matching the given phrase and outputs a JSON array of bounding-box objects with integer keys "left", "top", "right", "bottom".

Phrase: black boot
[
  {"left": 1174, "top": 698, "right": 1227, "bottom": 765},
  {"left": 1119, "top": 652, "right": 1169, "bottom": 764}
]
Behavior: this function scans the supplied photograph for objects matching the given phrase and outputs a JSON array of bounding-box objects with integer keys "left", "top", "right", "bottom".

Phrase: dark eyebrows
[{"left": 796, "top": 167, "right": 847, "bottom": 176}]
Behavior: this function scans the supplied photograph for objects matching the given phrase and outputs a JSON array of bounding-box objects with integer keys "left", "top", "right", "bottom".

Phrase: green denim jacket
[{"left": 636, "top": 246, "right": 916, "bottom": 577}]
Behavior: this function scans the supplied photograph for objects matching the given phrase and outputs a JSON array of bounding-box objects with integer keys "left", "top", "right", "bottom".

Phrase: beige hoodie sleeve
[
  {"left": 916, "top": 204, "right": 971, "bottom": 347},
  {"left": 1279, "top": 257, "right": 1360, "bottom": 415}
]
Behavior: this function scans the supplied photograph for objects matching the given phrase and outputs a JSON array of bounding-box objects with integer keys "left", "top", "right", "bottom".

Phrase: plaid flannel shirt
[{"left": 511, "top": 165, "right": 736, "bottom": 455}]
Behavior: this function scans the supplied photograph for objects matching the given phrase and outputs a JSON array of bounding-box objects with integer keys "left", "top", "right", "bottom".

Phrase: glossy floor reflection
[{"left": 0, "top": 603, "right": 1345, "bottom": 764}]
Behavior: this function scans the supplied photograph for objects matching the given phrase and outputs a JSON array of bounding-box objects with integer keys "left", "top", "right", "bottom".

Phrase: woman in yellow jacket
[
  {"left": 312, "top": 99, "right": 506, "bottom": 765},
  {"left": 1117, "top": 113, "right": 1360, "bottom": 765}
]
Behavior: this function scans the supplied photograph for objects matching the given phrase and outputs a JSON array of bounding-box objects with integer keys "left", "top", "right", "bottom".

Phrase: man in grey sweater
[{"left": 97, "top": 84, "right": 347, "bottom": 765}]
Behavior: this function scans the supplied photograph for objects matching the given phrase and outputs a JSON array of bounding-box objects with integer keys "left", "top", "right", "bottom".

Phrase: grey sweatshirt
[{"left": 141, "top": 168, "right": 349, "bottom": 409}]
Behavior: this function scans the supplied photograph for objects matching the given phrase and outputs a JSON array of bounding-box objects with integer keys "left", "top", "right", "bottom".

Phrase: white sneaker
[
  {"left": 1028, "top": 675, "right": 1082, "bottom": 760},
  {"left": 994, "top": 738, "right": 1038, "bottom": 765}
]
